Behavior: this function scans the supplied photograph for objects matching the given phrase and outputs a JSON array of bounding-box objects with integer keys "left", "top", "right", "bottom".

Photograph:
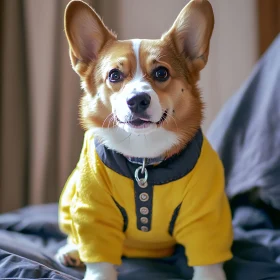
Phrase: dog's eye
[
  {"left": 153, "top": 67, "right": 169, "bottom": 82},
  {"left": 109, "top": 69, "right": 124, "bottom": 83}
]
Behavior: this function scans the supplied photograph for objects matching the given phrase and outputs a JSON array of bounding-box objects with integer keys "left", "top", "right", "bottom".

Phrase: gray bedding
[
  {"left": 208, "top": 34, "right": 280, "bottom": 210},
  {"left": 208, "top": 34, "right": 280, "bottom": 259}
]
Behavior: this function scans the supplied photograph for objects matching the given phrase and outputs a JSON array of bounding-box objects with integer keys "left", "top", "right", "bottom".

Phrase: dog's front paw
[
  {"left": 55, "top": 242, "right": 83, "bottom": 267},
  {"left": 192, "top": 264, "right": 226, "bottom": 280},
  {"left": 193, "top": 277, "right": 226, "bottom": 280},
  {"left": 84, "top": 262, "right": 117, "bottom": 280},
  {"left": 192, "top": 274, "right": 226, "bottom": 280}
]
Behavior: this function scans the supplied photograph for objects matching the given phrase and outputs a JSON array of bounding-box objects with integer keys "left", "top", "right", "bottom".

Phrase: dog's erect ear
[
  {"left": 64, "top": 0, "right": 116, "bottom": 73},
  {"left": 163, "top": 0, "right": 214, "bottom": 71}
]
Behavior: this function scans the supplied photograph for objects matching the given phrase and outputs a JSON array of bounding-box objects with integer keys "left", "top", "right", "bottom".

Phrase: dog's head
[{"left": 64, "top": 0, "right": 214, "bottom": 158}]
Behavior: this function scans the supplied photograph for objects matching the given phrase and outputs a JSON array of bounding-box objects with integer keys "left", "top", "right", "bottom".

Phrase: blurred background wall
[{"left": 0, "top": 0, "right": 279, "bottom": 212}]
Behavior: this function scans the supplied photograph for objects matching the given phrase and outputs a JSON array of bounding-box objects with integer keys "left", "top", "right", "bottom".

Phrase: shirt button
[
  {"left": 141, "top": 226, "right": 149, "bottom": 232},
  {"left": 140, "top": 217, "right": 149, "bottom": 224},
  {"left": 139, "top": 193, "right": 149, "bottom": 202},
  {"left": 138, "top": 178, "right": 148, "bottom": 188},
  {"left": 140, "top": 207, "right": 149, "bottom": 215}
]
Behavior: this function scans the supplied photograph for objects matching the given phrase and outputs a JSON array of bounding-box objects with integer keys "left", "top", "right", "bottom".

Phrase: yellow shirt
[{"left": 58, "top": 129, "right": 233, "bottom": 266}]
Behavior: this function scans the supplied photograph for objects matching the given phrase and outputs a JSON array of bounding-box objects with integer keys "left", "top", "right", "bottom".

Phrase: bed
[{"left": 1, "top": 35, "right": 280, "bottom": 280}]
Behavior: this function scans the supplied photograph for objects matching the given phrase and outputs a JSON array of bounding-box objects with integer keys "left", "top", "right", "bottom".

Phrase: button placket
[
  {"left": 138, "top": 188, "right": 151, "bottom": 231},
  {"left": 134, "top": 170, "right": 153, "bottom": 232}
]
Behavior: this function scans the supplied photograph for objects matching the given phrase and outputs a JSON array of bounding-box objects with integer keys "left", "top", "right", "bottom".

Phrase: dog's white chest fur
[{"left": 91, "top": 127, "right": 178, "bottom": 158}]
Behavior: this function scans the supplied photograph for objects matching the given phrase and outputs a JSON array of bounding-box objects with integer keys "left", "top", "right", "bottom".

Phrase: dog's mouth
[{"left": 118, "top": 110, "right": 168, "bottom": 128}]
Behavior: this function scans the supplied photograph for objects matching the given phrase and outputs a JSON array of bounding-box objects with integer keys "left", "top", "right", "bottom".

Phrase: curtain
[
  {"left": 0, "top": 0, "right": 101, "bottom": 212},
  {"left": 258, "top": 0, "right": 280, "bottom": 56},
  {"left": 1, "top": 0, "right": 29, "bottom": 212}
]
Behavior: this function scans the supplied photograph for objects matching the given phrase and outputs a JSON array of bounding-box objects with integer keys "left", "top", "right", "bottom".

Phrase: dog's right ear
[
  {"left": 64, "top": 0, "right": 116, "bottom": 74},
  {"left": 162, "top": 0, "right": 214, "bottom": 72}
]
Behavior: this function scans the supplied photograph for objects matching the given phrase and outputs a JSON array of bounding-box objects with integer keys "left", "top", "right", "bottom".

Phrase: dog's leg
[
  {"left": 84, "top": 263, "right": 117, "bottom": 280},
  {"left": 192, "top": 263, "right": 226, "bottom": 280},
  {"left": 55, "top": 240, "right": 82, "bottom": 267}
]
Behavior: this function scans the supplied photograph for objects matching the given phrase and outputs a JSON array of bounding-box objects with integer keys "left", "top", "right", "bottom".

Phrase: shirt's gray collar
[
  {"left": 94, "top": 129, "right": 203, "bottom": 185},
  {"left": 124, "top": 155, "right": 165, "bottom": 166}
]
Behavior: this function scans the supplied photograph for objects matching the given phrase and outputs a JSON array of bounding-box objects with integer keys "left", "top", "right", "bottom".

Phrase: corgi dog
[{"left": 56, "top": 1, "right": 233, "bottom": 280}]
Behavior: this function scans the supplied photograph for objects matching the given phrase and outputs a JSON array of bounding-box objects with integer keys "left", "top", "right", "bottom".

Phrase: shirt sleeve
[
  {"left": 173, "top": 138, "right": 233, "bottom": 266},
  {"left": 60, "top": 131, "right": 125, "bottom": 265},
  {"left": 58, "top": 134, "right": 88, "bottom": 236},
  {"left": 58, "top": 168, "right": 77, "bottom": 236}
]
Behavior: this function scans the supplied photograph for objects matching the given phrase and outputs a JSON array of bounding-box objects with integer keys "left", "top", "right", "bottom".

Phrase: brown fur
[{"left": 64, "top": 0, "right": 214, "bottom": 158}]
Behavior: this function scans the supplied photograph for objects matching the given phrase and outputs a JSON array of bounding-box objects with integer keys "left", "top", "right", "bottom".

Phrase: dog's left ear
[
  {"left": 162, "top": 0, "right": 214, "bottom": 71},
  {"left": 64, "top": 0, "right": 116, "bottom": 75}
]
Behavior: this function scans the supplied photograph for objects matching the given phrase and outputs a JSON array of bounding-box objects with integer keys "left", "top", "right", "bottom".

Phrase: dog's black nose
[{"left": 126, "top": 93, "right": 151, "bottom": 113}]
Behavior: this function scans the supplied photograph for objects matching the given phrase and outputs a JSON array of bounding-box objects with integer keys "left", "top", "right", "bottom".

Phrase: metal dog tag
[{"left": 135, "top": 166, "right": 148, "bottom": 188}]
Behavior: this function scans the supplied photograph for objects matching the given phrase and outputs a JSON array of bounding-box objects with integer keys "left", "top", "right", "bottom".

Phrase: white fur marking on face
[
  {"left": 112, "top": 39, "right": 163, "bottom": 128},
  {"left": 107, "top": 39, "right": 177, "bottom": 156},
  {"left": 91, "top": 127, "right": 179, "bottom": 158},
  {"left": 131, "top": 39, "right": 142, "bottom": 80}
]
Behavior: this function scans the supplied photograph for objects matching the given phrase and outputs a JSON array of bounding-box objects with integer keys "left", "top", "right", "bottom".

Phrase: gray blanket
[
  {"left": 207, "top": 34, "right": 280, "bottom": 210},
  {"left": 208, "top": 34, "right": 280, "bottom": 264}
]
